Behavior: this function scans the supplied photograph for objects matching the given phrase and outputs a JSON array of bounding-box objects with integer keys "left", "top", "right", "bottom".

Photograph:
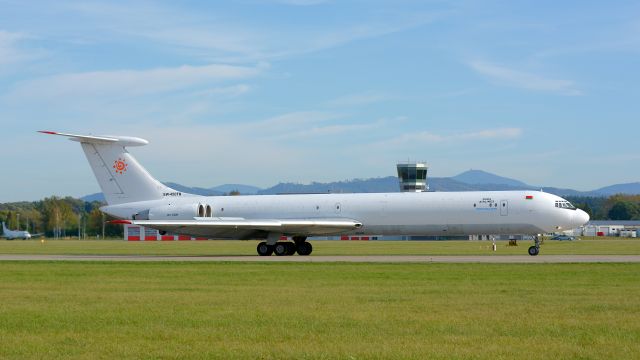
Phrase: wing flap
[{"left": 118, "top": 218, "right": 362, "bottom": 239}]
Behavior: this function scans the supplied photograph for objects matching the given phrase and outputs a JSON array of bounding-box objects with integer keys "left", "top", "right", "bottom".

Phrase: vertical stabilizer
[{"left": 40, "top": 131, "right": 182, "bottom": 205}]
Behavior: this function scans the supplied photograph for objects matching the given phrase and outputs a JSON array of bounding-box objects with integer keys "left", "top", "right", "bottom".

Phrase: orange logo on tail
[{"left": 113, "top": 158, "right": 128, "bottom": 175}]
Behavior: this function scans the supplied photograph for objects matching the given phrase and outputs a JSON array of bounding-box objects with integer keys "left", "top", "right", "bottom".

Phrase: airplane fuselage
[
  {"left": 2, "top": 229, "right": 31, "bottom": 240},
  {"left": 102, "top": 190, "right": 587, "bottom": 239}
]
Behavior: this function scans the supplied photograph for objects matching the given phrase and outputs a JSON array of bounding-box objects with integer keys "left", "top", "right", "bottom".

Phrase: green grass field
[
  {"left": 1, "top": 261, "right": 639, "bottom": 359},
  {"left": 0, "top": 238, "right": 639, "bottom": 256},
  {"left": 2, "top": 240, "right": 639, "bottom": 359}
]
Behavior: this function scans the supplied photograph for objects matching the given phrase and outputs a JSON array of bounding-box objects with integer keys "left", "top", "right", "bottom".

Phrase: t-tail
[{"left": 39, "top": 131, "right": 183, "bottom": 205}]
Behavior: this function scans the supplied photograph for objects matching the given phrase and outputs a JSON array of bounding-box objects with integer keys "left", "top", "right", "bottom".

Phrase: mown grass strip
[
  {"left": 0, "top": 262, "right": 639, "bottom": 359},
  {"left": 1, "top": 238, "right": 640, "bottom": 256}
]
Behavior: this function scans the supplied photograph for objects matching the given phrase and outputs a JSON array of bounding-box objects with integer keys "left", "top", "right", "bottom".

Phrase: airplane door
[{"left": 500, "top": 200, "right": 508, "bottom": 216}]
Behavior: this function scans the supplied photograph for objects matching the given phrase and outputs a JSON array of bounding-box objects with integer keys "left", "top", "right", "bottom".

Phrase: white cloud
[
  {"left": 20, "top": 112, "right": 525, "bottom": 192},
  {"left": 0, "top": 30, "right": 39, "bottom": 66},
  {"left": 380, "top": 127, "right": 523, "bottom": 146},
  {"left": 457, "top": 127, "right": 523, "bottom": 140},
  {"left": 469, "top": 61, "right": 582, "bottom": 96},
  {"left": 6, "top": 63, "right": 264, "bottom": 102},
  {"left": 119, "top": 111, "right": 360, "bottom": 187},
  {"left": 192, "top": 84, "right": 252, "bottom": 98},
  {"left": 296, "top": 13, "right": 438, "bottom": 57},
  {"left": 255, "top": 111, "right": 342, "bottom": 129},
  {"left": 151, "top": 110, "right": 345, "bottom": 140},
  {"left": 272, "top": 0, "right": 329, "bottom": 5},
  {"left": 59, "top": 2, "right": 438, "bottom": 63},
  {"left": 244, "top": 111, "right": 390, "bottom": 141},
  {"left": 327, "top": 91, "right": 392, "bottom": 107},
  {"left": 276, "top": 121, "right": 383, "bottom": 140},
  {"left": 57, "top": 2, "right": 268, "bottom": 61}
]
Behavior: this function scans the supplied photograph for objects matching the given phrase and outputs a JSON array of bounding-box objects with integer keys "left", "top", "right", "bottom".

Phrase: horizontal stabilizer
[{"left": 38, "top": 131, "right": 148, "bottom": 147}]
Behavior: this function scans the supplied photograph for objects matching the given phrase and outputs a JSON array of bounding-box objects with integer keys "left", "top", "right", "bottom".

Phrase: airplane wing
[{"left": 111, "top": 218, "right": 363, "bottom": 239}]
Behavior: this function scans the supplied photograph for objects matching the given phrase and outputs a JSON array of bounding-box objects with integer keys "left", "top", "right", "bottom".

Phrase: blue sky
[{"left": 1, "top": 0, "right": 639, "bottom": 202}]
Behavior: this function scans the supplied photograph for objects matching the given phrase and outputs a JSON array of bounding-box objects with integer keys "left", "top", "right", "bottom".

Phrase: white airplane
[
  {"left": 2, "top": 222, "right": 32, "bottom": 240},
  {"left": 41, "top": 130, "right": 589, "bottom": 256}
]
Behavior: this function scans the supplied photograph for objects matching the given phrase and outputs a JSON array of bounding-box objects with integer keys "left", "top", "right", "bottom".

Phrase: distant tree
[
  {"left": 566, "top": 196, "right": 607, "bottom": 220},
  {"left": 608, "top": 201, "right": 640, "bottom": 220},
  {"left": 4, "top": 211, "right": 14, "bottom": 229},
  {"left": 603, "top": 194, "right": 640, "bottom": 212},
  {"left": 86, "top": 208, "right": 104, "bottom": 236},
  {"left": 17, "top": 209, "right": 43, "bottom": 234},
  {"left": 228, "top": 190, "right": 241, "bottom": 196},
  {"left": 575, "top": 202, "right": 593, "bottom": 218},
  {"left": 0, "top": 196, "right": 124, "bottom": 238},
  {"left": 39, "top": 197, "right": 77, "bottom": 237},
  {"left": 85, "top": 200, "right": 104, "bottom": 214}
]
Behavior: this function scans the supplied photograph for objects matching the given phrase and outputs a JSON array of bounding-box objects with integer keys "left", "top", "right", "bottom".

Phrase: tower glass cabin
[{"left": 397, "top": 162, "right": 428, "bottom": 192}]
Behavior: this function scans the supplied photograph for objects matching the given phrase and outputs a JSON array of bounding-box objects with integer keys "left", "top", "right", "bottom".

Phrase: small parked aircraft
[{"left": 2, "top": 222, "right": 35, "bottom": 240}]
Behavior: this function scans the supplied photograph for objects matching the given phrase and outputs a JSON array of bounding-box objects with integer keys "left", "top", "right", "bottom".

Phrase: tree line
[
  {"left": 567, "top": 194, "right": 640, "bottom": 221},
  {"left": 0, "top": 197, "right": 123, "bottom": 238}
]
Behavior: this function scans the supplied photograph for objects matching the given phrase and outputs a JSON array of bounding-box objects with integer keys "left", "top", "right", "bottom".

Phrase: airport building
[
  {"left": 569, "top": 220, "right": 640, "bottom": 238},
  {"left": 124, "top": 225, "right": 208, "bottom": 241}
]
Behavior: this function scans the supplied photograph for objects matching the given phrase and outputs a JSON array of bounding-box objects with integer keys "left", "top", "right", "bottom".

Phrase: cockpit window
[{"left": 555, "top": 200, "right": 575, "bottom": 210}]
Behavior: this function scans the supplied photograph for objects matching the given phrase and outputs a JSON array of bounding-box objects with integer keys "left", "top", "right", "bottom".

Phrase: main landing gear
[
  {"left": 256, "top": 242, "right": 274, "bottom": 256},
  {"left": 528, "top": 235, "right": 541, "bottom": 256},
  {"left": 256, "top": 236, "right": 313, "bottom": 256}
]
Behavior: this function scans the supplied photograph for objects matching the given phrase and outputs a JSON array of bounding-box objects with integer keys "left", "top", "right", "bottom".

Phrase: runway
[{"left": 1, "top": 254, "right": 639, "bottom": 263}]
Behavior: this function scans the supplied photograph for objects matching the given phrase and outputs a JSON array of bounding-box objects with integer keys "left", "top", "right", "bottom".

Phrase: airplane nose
[{"left": 574, "top": 209, "right": 590, "bottom": 227}]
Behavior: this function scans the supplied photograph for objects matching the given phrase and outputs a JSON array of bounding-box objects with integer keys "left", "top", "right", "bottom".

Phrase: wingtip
[{"left": 38, "top": 130, "right": 58, "bottom": 135}]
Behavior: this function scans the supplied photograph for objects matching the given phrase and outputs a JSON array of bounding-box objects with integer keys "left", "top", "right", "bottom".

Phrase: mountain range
[{"left": 81, "top": 170, "right": 640, "bottom": 202}]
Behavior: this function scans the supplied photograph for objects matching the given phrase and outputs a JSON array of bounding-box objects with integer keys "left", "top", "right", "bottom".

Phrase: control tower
[{"left": 397, "top": 162, "right": 428, "bottom": 192}]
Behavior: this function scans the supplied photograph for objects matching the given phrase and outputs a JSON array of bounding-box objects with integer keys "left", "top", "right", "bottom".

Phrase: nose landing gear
[{"left": 528, "top": 235, "right": 541, "bottom": 256}]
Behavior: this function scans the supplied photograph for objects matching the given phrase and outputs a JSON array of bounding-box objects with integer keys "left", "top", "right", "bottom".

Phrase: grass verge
[
  {"left": 0, "top": 262, "right": 639, "bottom": 359},
  {"left": 0, "top": 238, "right": 639, "bottom": 256}
]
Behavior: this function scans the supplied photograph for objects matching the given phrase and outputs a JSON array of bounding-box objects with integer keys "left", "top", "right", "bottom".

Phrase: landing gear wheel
[
  {"left": 296, "top": 241, "right": 313, "bottom": 256},
  {"left": 528, "top": 246, "right": 539, "bottom": 256},
  {"left": 257, "top": 242, "right": 273, "bottom": 256},
  {"left": 285, "top": 242, "right": 296, "bottom": 256},
  {"left": 274, "top": 242, "right": 289, "bottom": 256}
]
